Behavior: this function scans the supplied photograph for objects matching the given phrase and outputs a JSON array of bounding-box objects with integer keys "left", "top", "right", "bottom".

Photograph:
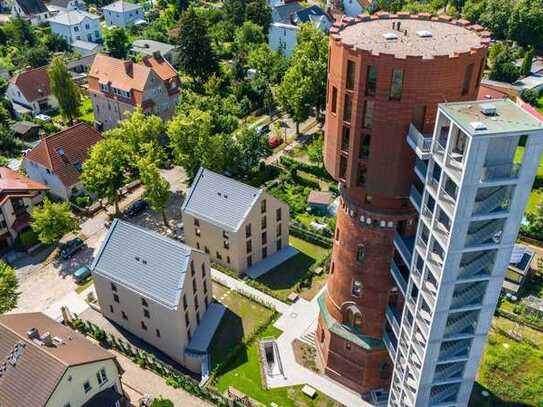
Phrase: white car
[{"left": 35, "top": 114, "right": 51, "bottom": 122}]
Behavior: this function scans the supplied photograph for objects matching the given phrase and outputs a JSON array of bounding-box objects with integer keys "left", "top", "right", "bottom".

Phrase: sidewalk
[{"left": 210, "top": 268, "right": 290, "bottom": 313}]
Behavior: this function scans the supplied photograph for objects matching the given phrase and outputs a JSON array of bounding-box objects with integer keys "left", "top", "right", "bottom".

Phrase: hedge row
[
  {"left": 289, "top": 223, "right": 333, "bottom": 248},
  {"left": 279, "top": 155, "right": 333, "bottom": 182}
]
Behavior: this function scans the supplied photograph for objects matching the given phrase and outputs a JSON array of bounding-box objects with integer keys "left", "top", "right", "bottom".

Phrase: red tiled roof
[
  {"left": 0, "top": 167, "right": 48, "bottom": 206},
  {"left": 308, "top": 190, "right": 333, "bottom": 205},
  {"left": 25, "top": 123, "right": 103, "bottom": 188},
  {"left": 477, "top": 84, "right": 510, "bottom": 101},
  {"left": 518, "top": 99, "right": 543, "bottom": 122},
  {"left": 141, "top": 54, "right": 178, "bottom": 81},
  {"left": 9, "top": 67, "right": 50, "bottom": 102}
]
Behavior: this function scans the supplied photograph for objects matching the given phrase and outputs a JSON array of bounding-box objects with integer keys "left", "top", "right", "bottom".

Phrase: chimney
[
  {"left": 40, "top": 332, "right": 53, "bottom": 347},
  {"left": 27, "top": 327, "right": 39, "bottom": 340},
  {"left": 152, "top": 51, "right": 163, "bottom": 61},
  {"left": 123, "top": 60, "right": 133, "bottom": 77},
  {"left": 397, "top": 21, "right": 401, "bottom": 31}
]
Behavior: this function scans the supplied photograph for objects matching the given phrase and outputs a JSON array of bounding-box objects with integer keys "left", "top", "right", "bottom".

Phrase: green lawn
[
  {"left": 213, "top": 324, "right": 341, "bottom": 407},
  {"left": 255, "top": 236, "right": 330, "bottom": 302},
  {"left": 79, "top": 97, "right": 94, "bottom": 125},
  {"left": 209, "top": 282, "right": 274, "bottom": 369},
  {"left": 472, "top": 329, "right": 543, "bottom": 406},
  {"left": 515, "top": 147, "right": 543, "bottom": 214}
]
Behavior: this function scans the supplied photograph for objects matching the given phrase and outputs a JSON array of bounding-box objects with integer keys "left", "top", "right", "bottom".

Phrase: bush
[
  {"left": 16, "top": 228, "right": 39, "bottom": 247},
  {"left": 521, "top": 88, "right": 540, "bottom": 106},
  {"left": 151, "top": 398, "right": 174, "bottom": 407},
  {"left": 280, "top": 155, "right": 333, "bottom": 181}
]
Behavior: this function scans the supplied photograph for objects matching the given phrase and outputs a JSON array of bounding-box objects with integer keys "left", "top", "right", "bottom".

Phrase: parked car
[
  {"left": 73, "top": 265, "right": 91, "bottom": 283},
  {"left": 61, "top": 238, "right": 84, "bottom": 259},
  {"left": 269, "top": 134, "right": 282, "bottom": 148},
  {"left": 125, "top": 199, "right": 148, "bottom": 217},
  {"left": 256, "top": 124, "right": 270, "bottom": 136},
  {"left": 35, "top": 114, "right": 51, "bottom": 122}
]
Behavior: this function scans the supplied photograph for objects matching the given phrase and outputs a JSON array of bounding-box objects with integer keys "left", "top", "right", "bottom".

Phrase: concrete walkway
[
  {"left": 210, "top": 268, "right": 290, "bottom": 313},
  {"left": 245, "top": 245, "right": 298, "bottom": 279},
  {"left": 271, "top": 290, "right": 372, "bottom": 407}
]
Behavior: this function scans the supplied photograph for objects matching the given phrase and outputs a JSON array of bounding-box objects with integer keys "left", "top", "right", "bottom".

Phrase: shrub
[
  {"left": 16, "top": 228, "right": 39, "bottom": 247},
  {"left": 520, "top": 88, "right": 540, "bottom": 106},
  {"left": 151, "top": 399, "right": 174, "bottom": 407}
]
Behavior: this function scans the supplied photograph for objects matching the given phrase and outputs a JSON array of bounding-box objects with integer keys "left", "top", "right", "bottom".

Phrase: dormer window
[{"left": 100, "top": 83, "right": 109, "bottom": 93}]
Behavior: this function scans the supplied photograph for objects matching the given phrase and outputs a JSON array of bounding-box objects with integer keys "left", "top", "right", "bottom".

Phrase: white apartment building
[
  {"left": 387, "top": 99, "right": 543, "bottom": 406},
  {"left": 48, "top": 9, "right": 101, "bottom": 45},
  {"left": 92, "top": 219, "right": 215, "bottom": 373},
  {"left": 181, "top": 168, "right": 290, "bottom": 274}
]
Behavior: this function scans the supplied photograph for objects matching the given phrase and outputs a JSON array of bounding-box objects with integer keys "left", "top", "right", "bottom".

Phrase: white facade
[
  {"left": 387, "top": 100, "right": 543, "bottom": 407},
  {"left": 47, "top": 0, "right": 86, "bottom": 13},
  {"left": 268, "top": 22, "right": 299, "bottom": 57},
  {"left": 23, "top": 159, "right": 78, "bottom": 200},
  {"left": 10, "top": 0, "right": 50, "bottom": 24},
  {"left": 48, "top": 11, "right": 101, "bottom": 44},
  {"left": 5, "top": 82, "right": 58, "bottom": 116},
  {"left": 103, "top": 0, "right": 144, "bottom": 27}
]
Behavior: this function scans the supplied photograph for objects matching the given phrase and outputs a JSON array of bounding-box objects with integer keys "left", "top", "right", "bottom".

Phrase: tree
[
  {"left": 103, "top": 27, "right": 130, "bottom": 59},
  {"left": 234, "top": 21, "right": 265, "bottom": 55},
  {"left": 42, "top": 32, "right": 71, "bottom": 52},
  {"left": 479, "top": 0, "right": 514, "bottom": 40},
  {"left": 150, "top": 399, "right": 174, "bottom": 407},
  {"left": 307, "top": 134, "right": 324, "bottom": 167},
  {"left": 7, "top": 17, "right": 37, "bottom": 47},
  {"left": 0, "top": 125, "right": 20, "bottom": 155},
  {"left": 31, "top": 199, "right": 79, "bottom": 244},
  {"left": 0, "top": 261, "right": 18, "bottom": 314},
  {"left": 224, "top": 0, "right": 246, "bottom": 26},
  {"left": 489, "top": 50, "right": 521, "bottom": 83},
  {"left": 24, "top": 46, "right": 51, "bottom": 68},
  {"left": 235, "top": 125, "right": 269, "bottom": 172},
  {"left": 177, "top": 7, "right": 218, "bottom": 81},
  {"left": 48, "top": 56, "right": 81, "bottom": 124},
  {"left": 138, "top": 155, "right": 171, "bottom": 227},
  {"left": 520, "top": 48, "right": 535, "bottom": 77},
  {"left": 508, "top": 0, "right": 543, "bottom": 50},
  {"left": 520, "top": 88, "right": 539, "bottom": 106},
  {"left": 81, "top": 138, "right": 130, "bottom": 216},
  {"left": 168, "top": 108, "right": 225, "bottom": 179},
  {"left": 246, "top": 0, "right": 271, "bottom": 32}
]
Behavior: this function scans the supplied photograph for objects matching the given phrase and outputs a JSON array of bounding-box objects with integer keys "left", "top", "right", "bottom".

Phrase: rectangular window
[
  {"left": 156, "top": 329, "right": 161, "bottom": 337},
  {"left": 109, "top": 305, "right": 114, "bottom": 313},
  {"left": 277, "top": 222, "right": 282, "bottom": 237},
  {"left": 346, "top": 60, "right": 356, "bottom": 90},
  {"left": 357, "top": 164, "right": 366, "bottom": 186},
  {"left": 143, "top": 308, "right": 150, "bottom": 318},
  {"left": 276, "top": 208, "right": 282, "bottom": 221},
  {"left": 245, "top": 224, "right": 252, "bottom": 238},
  {"left": 331, "top": 86, "right": 338, "bottom": 113},
  {"left": 201, "top": 263, "right": 205, "bottom": 278},
  {"left": 365, "top": 65, "right": 377, "bottom": 96},
  {"left": 141, "top": 321, "right": 147, "bottom": 330},
  {"left": 192, "top": 278, "right": 197, "bottom": 294},
  {"left": 261, "top": 200, "right": 266, "bottom": 213},
  {"left": 246, "top": 239, "right": 252, "bottom": 253},
  {"left": 223, "top": 239, "right": 229, "bottom": 249},
  {"left": 389, "top": 69, "right": 404, "bottom": 100},
  {"left": 96, "top": 368, "right": 107, "bottom": 385},
  {"left": 341, "top": 126, "right": 350, "bottom": 152},
  {"left": 194, "top": 294, "right": 199, "bottom": 310},
  {"left": 190, "top": 261, "right": 195, "bottom": 276},
  {"left": 462, "top": 63, "right": 474, "bottom": 95},
  {"left": 262, "top": 246, "right": 268, "bottom": 259},
  {"left": 113, "top": 294, "right": 119, "bottom": 303},
  {"left": 111, "top": 283, "right": 117, "bottom": 292},
  {"left": 261, "top": 216, "right": 267, "bottom": 230},
  {"left": 247, "top": 255, "right": 253, "bottom": 267},
  {"left": 185, "top": 311, "right": 190, "bottom": 328},
  {"left": 83, "top": 381, "right": 92, "bottom": 393},
  {"left": 183, "top": 294, "right": 187, "bottom": 310},
  {"left": 142, "top": 297, "right": 148, "bottom": 307},
  {"left": 356, "top": 244, "right": 366, "bottom": 263},
  {"left": 276, "top": 238, "right": 282, "bottom": 250},
  {"left": 195, "top": 227, "right": 201, "bottom": 237},
  {"left": 194, "top": 218, "right": 200, "bottom": 226},
  {"left": 203, "top": 280, "right": 207, "bottom": 295},
  {"left": 262, "top": 231, "right": 267, "bottom": 245},
  {"left": 122, "top": 311, "right": 127, "bottom": 320},
  {"left": 216, "top": 251, "right": 222, "bottom": 260},
  {"left": 359, "top": 134, "right": 371, "bottom": 159},
  {"left": 339, "top": 155, "right": 348, "bottom": 179},
  {"left": 352, "top": 280, "right": 362, "bottom": 297},
  {"left": 343, "top": 94, "right": 352, "bottom": 122},
  {"left": 335, "top": 228, "right": 340, "bottom": 242},
  {"left": 362, "top": 100, "right": 374, "bottom": 129}
]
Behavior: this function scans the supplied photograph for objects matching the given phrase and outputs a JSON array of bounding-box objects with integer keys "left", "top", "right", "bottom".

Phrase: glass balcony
[
  {"left": 444, "top": 310, "right": 479, "bottom": 338},
  {"left": 481, "top": 163, "right": 521, "bottom": 183},
  {"left": 450, "top": 281, "right": 487, "bottom": 310},
  {"left": 384, "top": 329, "right": 397, "bottom": 361},
  {"left": 394, "top": 233, "right": 415, "bottom": 266},
  {"left": 390, "top": 259, "right": 408, "bottom": 296},
  {"left": 438, "top": 339, "right": 471, "bottom": 363},
  {"left": 430, "top": 383, "right": 460, "bottom": 405},
  {"left": 457, "top": 251, "right": 495, "bottom": 280},
  {"left": 407, "top": 123, "right": 433, "bottom": 160},
  {"left": 472, "top": 186, "right": 512, "bottom": 217},
  {"left": 465, "top": 219, "right": 505, "bottom": 247},
  {"left": 386, "top": 306, "right": 402, "bottom": 337},
  {"left": 415, "top": 158, "right": 428, "bottom": 181},
  {"left": 410, "top": 185, "right": 423, "bottom": 212}
]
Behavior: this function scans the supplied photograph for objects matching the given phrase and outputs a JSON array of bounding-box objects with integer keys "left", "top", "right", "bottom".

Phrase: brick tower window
[
  {"left": 341, "top": 126, "right": 350, "bottom": 152},
  {"left": 343, "top": 94, "right": 352, "bottom": 122},
  {"left": 356, "top": 245, "right": 366, "bottom": 263},
  {"left": 389, "top": 69, "right": 404, "bottom": 101},
  {"left": 359, "top": 134, "right": 371, "bottom": 159},
  {"left": 362, "top": 100, "right": 374, "bottom": 129},
  {"left": 346, "top": 60, "right": 356, "bottom": 90},
  {"left": 352, "top": 280, "right": 362, "bottom": 297},
  {"left": 365, "top": 65, "right": 377, "bottom": 96},
  {"left": 462, "top": 63, "right": 474, "bottom": 95},
  {"left": 331, "top": 86, "right": 338, "bottom": 113},
  {"left": 339, "top": 156, "right": 348, "bottom": 179}
]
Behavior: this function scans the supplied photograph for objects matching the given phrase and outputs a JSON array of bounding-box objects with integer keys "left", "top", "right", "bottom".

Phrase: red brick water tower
[{"left": 316, "top": 12, "right": 489, "bottom": 394}]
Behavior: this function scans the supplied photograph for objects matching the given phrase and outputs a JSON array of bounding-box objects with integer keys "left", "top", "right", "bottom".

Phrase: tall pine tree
[
  {"left": 177, "top": 7, "right": 218, "bottom": 81},
  {"left": 48, "top": 56, "right": 81, "bottom": 124}
]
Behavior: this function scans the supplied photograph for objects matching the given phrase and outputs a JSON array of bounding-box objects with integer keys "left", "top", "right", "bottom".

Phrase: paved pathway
[
  {"left": 210, "top": 268, "right": 290, "bottom": 313},
  {"left": 112, "top": 350, "right": 212, "bottom": 407}
]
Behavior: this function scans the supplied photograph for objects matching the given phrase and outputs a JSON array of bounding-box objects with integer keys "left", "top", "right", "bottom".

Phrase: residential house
[
  {"left": 131, "top": 39, "right": 176, "bottom": 64},
  {"left": 23, "top": 123, "right": 103, "bottom": 200},
  {"left": 0, "top": 312, "right": 124, "bottom": 407},
  {"left": 181, "top": 168, "right": 290, "bottom": 274},
  {"left": 102, "top": 0, "right": 144, "bottom": 27},
  {"left": 46, "top": 0, "right": 86, "bottom": 14},
  {"left": 72, "top": 39, "right": 102, "bottom": 57},
  {"left": 523, "top": 295, "right": 543, "bottom": 318},
  {"left": 10, "top": 0, "right": 50, "bottom": 24},
  {"left": 92, "top": 219, "right": 215, "bottom": 373},
  {"left": 0, "top": 167, "right": 48, "bottom": 248},
  {"left": 307, "top": 190, "right": 333, "bottom": 216},
  {"left": 5, "top": 66, "right": 58, "bottom": 117},
  {"left": 269, "top": 5, "right": 332, "bottom": 57},
  {"left": 502, "top": 244, "right": 535, "bottom": 295},
  {"left": 87, "top": 53, "right": 180, "bottom": 130},
  {"left": 48, "top": 9, "right": 101, "bottom": 46},
  {"left": 336, "top": 0, "right": 374, "bottom": 17}
]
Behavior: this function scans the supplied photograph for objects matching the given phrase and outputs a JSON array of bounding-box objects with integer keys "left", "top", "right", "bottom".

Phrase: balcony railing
[
  {"left": 415, "top": 158, "right": 428, "bottom": 181},
  {"left": 450, "top": 282, "right": 487, "bottom": 310},
  {"left": 457, "top": 251, "right": 494, "bottom": 280},
  {"left": 386, "top": 306, "right": 401, "bottom": 337},
  {"left": 430, "top": 384, "right": 460, "bottom": 405},
  {"left": 383, "top": 330, "right": 397, "bottom": 361},
  {"left": 407, "top": 123, "right": 433, "bottom": 159},
  {"left": 390, "top": 260, "right": 408, "bottom": 296},
  {"left": 465, "top": 220, "right": 504, "bottom": 247},
  {"left": 394, "top": 233, "right": 415, "bottom": 267},
  {"left": 410, "top": 185, "right": 422, "bottom": 211},
  {"left": 444, "top": 311, "right": 479, "bottom": 338},
  {"left": 472, "top": 187, "right": 511, "bottom": 216},
  {"left": 481, "top": 163, "right": 521, "bottom": 183},
  {"left": 438, "top": 339, "right": 471, "bottom": 362}
]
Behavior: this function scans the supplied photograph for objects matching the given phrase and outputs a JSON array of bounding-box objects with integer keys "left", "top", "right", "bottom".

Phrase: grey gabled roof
[
  {"left": 102, "top": 0, "right": 142, "bottom": 12},
  {"left": 181, "top": 168, "right": 263, "bottom": 232},
  {"left": 14, "top": 0, "right": 48, "bottom": 15},
  {"left": 91, "top": 219, "right": 193, "bottom": 310},
  {"left": 272, "top": 2, "right": 303, "bottom": 23},
  {"left": 48, "top": 9, "right": 100, "bottom": 25}
]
